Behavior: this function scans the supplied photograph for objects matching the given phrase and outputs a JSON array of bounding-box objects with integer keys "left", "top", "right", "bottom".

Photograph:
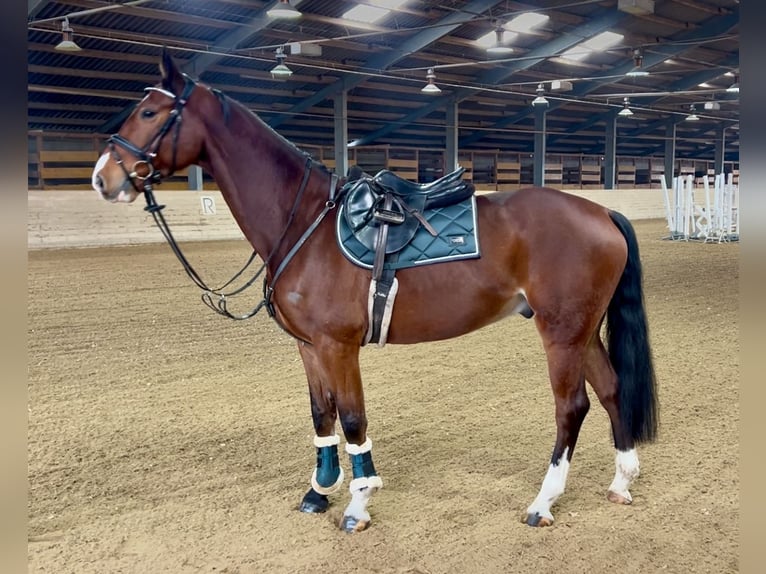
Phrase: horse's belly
[{"left": 385, "top": 283, "right": 528, "bottom": 344}]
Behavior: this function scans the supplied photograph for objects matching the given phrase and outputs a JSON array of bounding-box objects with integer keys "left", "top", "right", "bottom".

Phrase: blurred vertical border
[{"left": 739, "top": 3, "right": 763, "bottom": 574}]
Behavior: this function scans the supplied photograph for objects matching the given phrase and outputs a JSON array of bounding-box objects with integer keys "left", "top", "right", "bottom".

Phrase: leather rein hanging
[{"left": 107, "top": 76, "right": 340, "bottom": 322}]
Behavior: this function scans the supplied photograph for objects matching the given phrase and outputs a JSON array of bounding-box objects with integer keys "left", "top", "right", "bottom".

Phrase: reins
[
  {"left": 109, "top": 77, "right": 340, "bottom": 322},
  {"left": 141, "top": 184, "right": 269, "bottom": 320}
]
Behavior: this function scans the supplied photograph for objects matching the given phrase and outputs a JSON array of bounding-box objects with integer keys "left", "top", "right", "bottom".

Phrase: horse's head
[{"left": 92, "top": 49, "right": 206, "bottom": 202}]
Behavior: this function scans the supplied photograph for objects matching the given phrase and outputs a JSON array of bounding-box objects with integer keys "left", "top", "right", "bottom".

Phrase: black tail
[{"left": 606, "top": 211, "right": 659, "bottom": 444}]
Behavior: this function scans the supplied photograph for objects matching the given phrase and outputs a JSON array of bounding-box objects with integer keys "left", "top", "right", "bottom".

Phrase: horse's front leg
[
  {"left": 296, "top": 338, "right": 342, "bottom": 515},
  {"left": 296, "top": 337, "right": 382, "bottom": 533}
]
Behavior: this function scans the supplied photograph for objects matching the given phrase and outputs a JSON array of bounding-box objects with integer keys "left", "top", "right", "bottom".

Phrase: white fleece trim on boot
[
  {"left": 345, "top": 437, "right": 373, "bottom": 455},
  {"left": 311, "top": 466, "right": 345, "bottom": 495},
  {"left": 349, "top": 475, "right": 383, "bottom": 493},
  {"left": 313, "top": 434, "right": 341, "bottom": 448}
]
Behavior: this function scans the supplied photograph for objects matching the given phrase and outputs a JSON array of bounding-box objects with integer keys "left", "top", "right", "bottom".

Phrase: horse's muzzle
[{"left": 92, "top": 153, "right": 138, "bottom": 203}]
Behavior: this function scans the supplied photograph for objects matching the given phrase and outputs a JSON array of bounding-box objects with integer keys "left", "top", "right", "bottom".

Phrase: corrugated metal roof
[{"left": 27, "top": 0, "right": 739, "bottom": 157}]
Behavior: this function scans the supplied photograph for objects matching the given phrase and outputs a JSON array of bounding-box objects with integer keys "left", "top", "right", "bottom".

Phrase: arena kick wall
[{"left": 27, "top": 188, "right": 667, "bottom": 250}]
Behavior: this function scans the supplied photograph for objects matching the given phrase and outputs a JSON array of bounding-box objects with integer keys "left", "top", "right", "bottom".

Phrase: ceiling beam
[
  {"left": 28, "top": 0, "right": 51, "bottom": 18},
  {"left": 44, "top": 0, "right": 234, "bottom": 28},
  {"left": 29, "top": 64, "right": 156, "bottom": 83},
  {"left": 351, "top": 6, "right": 629, "bottom": 147},
  {"left": 545, "top": 57, "right": 740, "bottom": 147},
  {"left": 96, "top": 1, "right": 304, "bottom": 133},
  {"left": 26, "top": 102, "right": 125, "bottom": 114},
  {"left": 268, "top": 0, "right": 507, "bottom": 130},
  {"left": 28, "top": 84, "right": 142, "bottom": 100},
  {"left": 28, "top": 116, "right": 105, "bottom": 126},
  {"left": 183, "top": 1, "right": 306, "bottom": 77},
  {"left": 458, "top": 6, "right": 740, "bottom": 148},
  {"left": 28, "top": 42, "right": 160, "bottom": 63}
]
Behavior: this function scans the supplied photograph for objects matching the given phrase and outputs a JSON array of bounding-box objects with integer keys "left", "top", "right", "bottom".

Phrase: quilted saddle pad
[{"left": 336, "top": 195, "right": 481, "bottom": 270}]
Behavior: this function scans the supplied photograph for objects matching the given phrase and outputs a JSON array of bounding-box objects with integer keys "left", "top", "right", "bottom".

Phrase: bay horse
[{"left": 91, "top": 50, "right": 658, "bottom": 533}]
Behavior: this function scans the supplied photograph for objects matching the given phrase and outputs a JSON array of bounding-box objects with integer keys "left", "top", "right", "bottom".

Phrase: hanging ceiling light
[
  {"left": 270, "top": 46, "right": 293, "bottom": 79},
  {"left": 726, "top": 76, "right": 740, "bottom": 93},
  {"left": 685, "top": 104, "right": 699, "bottom": 121},
  {"left": 618, "top": 97, "right": 634, "bottom": 116},
  {"left": 267, "top": 0, "right": 301, "bottom": 19},
  {"left": 531, "top": 83, "right": 548, "bottom": 106},
  {"left": 626, "top": 48, "right": 648, "bottom": 77},
  {"left": 421, "top": 68, "right": 442, "bottom": 94},
  {"left": 486, "top": 26, "right": 513, "bottom": 55},
  {"left": 55, "top": 18, "right": 82, "bottom": 52}
]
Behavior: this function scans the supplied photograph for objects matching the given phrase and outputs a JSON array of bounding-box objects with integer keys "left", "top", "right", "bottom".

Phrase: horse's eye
[{"left": 141, "top": 109, "right": 157, "bottom": 119}]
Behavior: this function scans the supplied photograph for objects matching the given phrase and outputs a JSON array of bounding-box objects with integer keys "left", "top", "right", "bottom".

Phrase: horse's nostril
[{"left": 96, "top": 174, "right": 105, "bottom": 191}]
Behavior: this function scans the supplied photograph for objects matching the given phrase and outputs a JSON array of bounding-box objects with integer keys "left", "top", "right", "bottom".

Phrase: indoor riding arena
[{"left": 28, "top": 2, "right": 739, "bottom": 573}]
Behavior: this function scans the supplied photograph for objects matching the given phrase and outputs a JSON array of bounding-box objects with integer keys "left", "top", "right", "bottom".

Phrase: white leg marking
[
  {"left": 342, "top": 437, "right": 382, "bottom": 525},
  {"left": 608, "top": 448, "right": 640, "bottom": 502},
  {"left": 343, "top": 476, "right": 383, "bottom": 524},
  {"left": 526, "top": 447, "right": 570, "bottom": 522},
  {"left": 92, "top": 153, "right": 110, "bottom": 194}
]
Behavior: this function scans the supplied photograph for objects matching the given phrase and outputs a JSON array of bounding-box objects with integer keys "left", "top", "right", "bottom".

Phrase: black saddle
[{"left": 342, "top": 167, "right": 475, "bottom": 254}]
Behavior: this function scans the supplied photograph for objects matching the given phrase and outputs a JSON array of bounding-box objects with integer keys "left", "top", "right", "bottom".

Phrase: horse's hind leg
[
  {"left": 524, "top": 342, "right": 590, "bottom": 527},
  {"left": 296, "top": 338, "right": 382, "bottom": 533},
  {"left": 583, "top": 335, "right": 640, "bottom": 505}
]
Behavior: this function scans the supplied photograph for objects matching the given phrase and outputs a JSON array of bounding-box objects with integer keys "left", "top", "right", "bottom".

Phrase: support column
[
  {"left": 445, "top": 97, "right": 459, "bottom": 173},
  {"left": 604, "top": 111, "right": 617, "bottom": 190},
  {"left": 333, "top": 91, "right": 349, "bottom": 177},
  {"left": 714, "top": 126, "right": 726, "bottom": 175},
  {"left": 533, "top": 103, "right": 547, "bottom": 187},
  {"left": 187, "top": 165, "right": 203, "bottom": 191},
  {"left": 664, "top": 121, "right": 676, "bottom": 183}
]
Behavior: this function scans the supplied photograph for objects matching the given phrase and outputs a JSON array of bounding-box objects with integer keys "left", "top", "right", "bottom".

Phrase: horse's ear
[{"left": 159, "top": 46, "right": 185, "bottom": 95}]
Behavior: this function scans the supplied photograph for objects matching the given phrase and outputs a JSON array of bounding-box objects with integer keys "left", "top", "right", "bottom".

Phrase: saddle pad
[{"left": 336, "top": 195, "right": 480, "bottom": 270}]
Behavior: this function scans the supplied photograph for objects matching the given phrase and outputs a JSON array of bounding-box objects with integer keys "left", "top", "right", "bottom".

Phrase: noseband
[{"left": 107, "top": 76, "right": 196, "bottom": 197}]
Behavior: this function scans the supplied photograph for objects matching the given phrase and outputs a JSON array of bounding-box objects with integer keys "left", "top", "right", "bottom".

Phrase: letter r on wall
[{"left": 200, "top": 195, "right": 216, "bottom": 215}]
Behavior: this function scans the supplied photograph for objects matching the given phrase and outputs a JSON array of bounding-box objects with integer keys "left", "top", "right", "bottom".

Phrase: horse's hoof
[
  {"left": 607, "top": 490, "right": 632, "bottom": 505},
  {"left": 522, "top": 512, "right": 554, "bottom": 527},
  {"left": 340, "top": 515, "right": 370, "bottom": 533},
  {"left": 298, "top": 488, "right": 329, "bottom": 514}
]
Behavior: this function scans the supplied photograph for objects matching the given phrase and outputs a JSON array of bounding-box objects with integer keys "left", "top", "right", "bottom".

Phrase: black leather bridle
[
  {"left": 104, "top": 76, "right": 339, "bottom": 329},
  {"left": 107, "top": 77, "right": 196, "bottom": 197}
]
